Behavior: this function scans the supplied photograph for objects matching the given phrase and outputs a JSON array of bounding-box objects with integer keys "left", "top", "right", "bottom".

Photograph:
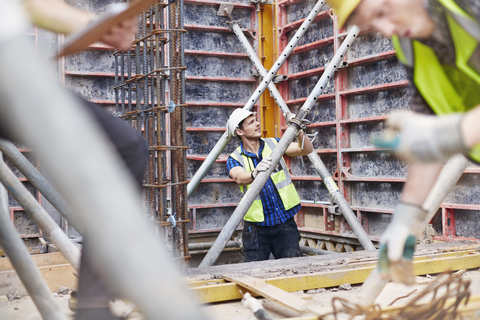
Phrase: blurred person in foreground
[{"left": 327, "top": 0, "right": 480, "bottom": 285}]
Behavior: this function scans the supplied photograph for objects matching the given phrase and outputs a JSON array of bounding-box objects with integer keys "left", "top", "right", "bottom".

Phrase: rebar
[{"left": 114, "top": 0, "right": 188, "bottom": 260}]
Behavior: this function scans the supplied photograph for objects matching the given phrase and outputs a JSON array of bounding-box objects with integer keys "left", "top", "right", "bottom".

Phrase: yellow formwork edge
[{"left": 190, "top": 252, "right": 480, "bottom": 304}]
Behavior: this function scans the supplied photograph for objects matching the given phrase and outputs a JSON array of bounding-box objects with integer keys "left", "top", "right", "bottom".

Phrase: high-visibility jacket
[
  {"left": 229, "top": 138, "right": 301, "bottom": 223},
  {"left": 393, "top": 0, "right": 480, "bottom": 161}
]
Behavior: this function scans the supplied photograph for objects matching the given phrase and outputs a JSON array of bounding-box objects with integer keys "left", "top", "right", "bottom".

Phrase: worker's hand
[
  {"left": 251, "top": 157, "right": 272, "bottom": 179},
  {"left": 374, "top": 111, "right": 469, "bottom": 162},
  {"left": 100, "top": 16, "right": 137, "bottom": 50},
  {"left": 378, "top": 203, "right": 427, "bottom": 285}
]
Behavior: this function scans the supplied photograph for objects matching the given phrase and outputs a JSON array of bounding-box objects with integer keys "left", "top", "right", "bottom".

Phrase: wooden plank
[
  {"left": 306, "top": 239, "right": 317, "bottom": 248},
  {"left": 317, "top": 241, "right": 326, "bottom": 250},
  {"left": 325, "top": 241, "right": 335, "bottom": 252},
  {"left": 0, "top": 252, "right": 70, "bottom": 271},
  {"left": 0, "top": 264, "right": 77, "bottom": 295},
  {"left": 223, "top": 274, "right": 309, "bottom": 313},
  {"left": 191, "top": 252, "right": 480, "bottom": 304},
  {"left": 334, "top": 243, "right": 344, "bottom": 253},
  {"left": 344, "top": 244, "right": 355, "bottom": 252}
]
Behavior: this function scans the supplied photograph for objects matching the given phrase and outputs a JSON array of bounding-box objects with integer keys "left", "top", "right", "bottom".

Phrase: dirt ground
[{"left": 2, "top": 269, "right": 480, "bottom": 319}]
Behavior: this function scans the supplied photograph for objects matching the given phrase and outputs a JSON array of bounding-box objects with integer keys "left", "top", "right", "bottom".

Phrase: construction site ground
[{"left": 1, "top": 241, "right": 480, "bottom": 319}]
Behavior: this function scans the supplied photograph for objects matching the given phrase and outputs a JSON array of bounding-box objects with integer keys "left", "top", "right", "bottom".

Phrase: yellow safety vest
[
  {"left": 229, "top": 138, "right": 301, "bottom": 223},
  {"left": 392, "top": 0, "right": 480, "bottom": 161}
]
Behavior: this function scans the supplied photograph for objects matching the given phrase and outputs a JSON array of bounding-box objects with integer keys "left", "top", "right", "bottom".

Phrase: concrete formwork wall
[{"left": 185, "top": 0, "right": 257, "bottom": 235}]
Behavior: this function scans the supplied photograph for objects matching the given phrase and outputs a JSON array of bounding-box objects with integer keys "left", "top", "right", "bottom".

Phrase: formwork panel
[
  {"left": 195, "top": 207, "right": 236, "bottom": 230},
  {"left": 307, "top": 126, "right": 336, "bottom": 150},
  {"left": 348, "top": 88, "right": 410, "bottom": 119},
  {"left": 347, "top": 59, "right": 407, "bottom": 89},
  {"left": 349, "top": 122, "right": 386, "bottom": 149},
  {"left": 350, "top": 152, "right": 407, "bottom": 178},
  {"left": 290, "top": 99, "right": 336, "bottom": 122},
  {"left": 185, "top": 31, "right": 250, "bottom": 53},
  {"left": 65, "top": 50, "right": 115, "bottom": 73},
  {"left": 294, "top": 180, "right": 330, "bottom": 202},
  {"left": 290, "top": 153, "right": 337, "bottom": 177},
  {"left": 289, "top": 45, "right": 334, "bottom": 74},
  {"left": 13, "top": 210, "right": 40, "bottom": 236},
  {"left": 443, "top": 175, "right": 480, "bottom": 205},
  {"left": 186, "top": 56, "right": 253, "bottom": 78},
  {"left": 348, "top": 33, "right": 394, "bottom": 60},
  {"left": 350, "top": 182, "right": 403, "bottom": 209},
  {"left": 289, "top": 76, "right": 335, "bottom": 100},
  {"left": 186, "top": 131, "right": 238, "bottom": 155},
  {"left": 188, "top": 183, "right": 242, "bottom": 205},
  {"left": 286, "top": 0, "right": 329, "bottom": 23},
  {"left": 455, "top": 210, "right": 480, "bottom": 238},
  {"left": 287, "top": 19, "right": 334, "bottom": 45},
  {"left": 185, "top": 4, "right": 252, "bottom": 26},
  {"left": 9, "top": 183, "right": 37, "bottom": 208},
  {"left": 363, "top": 212, "right": 391, "bottom": 236},
  {"left": 65, "top": 76, "right": 116, "bottom": 101},
  {"left": 187, "top": 160, "right": 230, "bottom": 179},
  {"left": 186, "top": 81, "right": 253, "bottom": 103},
  {"left": 303, "top": 207, "right": 324, "bottom": 230},
  {"left": 186, "top": 106, "right": 236, "bottom": 128}
]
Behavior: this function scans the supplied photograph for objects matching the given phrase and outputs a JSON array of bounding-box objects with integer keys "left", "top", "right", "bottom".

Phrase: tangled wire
[{"left": 320, "top": 271, "right": 471, "bottom": 320}]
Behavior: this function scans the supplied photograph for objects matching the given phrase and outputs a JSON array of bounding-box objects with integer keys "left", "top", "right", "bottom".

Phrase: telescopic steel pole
[
  {"left": 187, "top": 0, "right": 327, "bottom": 198},
  {"left": 199, "top": 26, "right": 361, "bottom": 267}
]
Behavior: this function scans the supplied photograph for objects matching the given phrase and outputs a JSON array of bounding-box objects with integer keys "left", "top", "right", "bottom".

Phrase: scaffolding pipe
[
  {"left": 231, "top": 22, "right": 290, "bottom": 115},
  {"left": 355, "top": 154, "right": 469, "bottom": 307},
  {"left": 187, "top": 0, "right": 326, "bottom": 198},
  {"left": 0, "top": 158, "right": 81, "bottom": 269},
  {"left": 199, "top": 26, "right": 362, "bottom": 267},
  {"left": 232, "top": 21, "right": 374, "bottom": 250},
  {"left": 0, "top": 139, "right": 83, "bottom": 234},
  {"left": 307, "top": 151, "right": 376, "bottom": 250},
  {"left": 0, "top": 192, "right": 66, "bottom": 320},
  {"left": 0, "top": 10, "right": 206, "bottom": 320},
  {"left": 300, "top": 245, "right": 332, "bottom": 255},
  {"left": 189, "top": 240, "right": 241, "bottom": 251}
]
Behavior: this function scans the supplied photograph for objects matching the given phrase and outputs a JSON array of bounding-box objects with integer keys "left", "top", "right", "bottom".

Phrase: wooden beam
[{"left": 191, "top": 252, "right": 480, "bottom": 303}]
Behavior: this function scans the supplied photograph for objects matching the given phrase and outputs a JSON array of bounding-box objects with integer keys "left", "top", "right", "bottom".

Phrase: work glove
[
  {"left": 251, "top": 157, "right": 272, "bottom": 179},
  {"left": 374, "top": 111, "right": 469, "bottom": 162},
  {"left": 378, "top": 202, "right": 427, "bottom": 285}
]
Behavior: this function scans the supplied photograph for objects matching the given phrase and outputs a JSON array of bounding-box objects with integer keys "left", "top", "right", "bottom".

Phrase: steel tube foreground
[
  {"left": 0, "top": 193, "right": 66, "bottom": 320},
  {"left": 355, "top": 154, "right": 470, "bottom": 307},
  {"left": 187, "top": 0, "right": 326, "bottom": 198},
  {"left": 232, "top": 21, "right": 374, "bottom": 250},
  {"left": 0, "top": 139, "right": 82, "bottom": 233},
  {"left": 0, "top": 158, "right": 80, "bottom": 269},
  {"left": 199, "top": 27, "right": 362, "bottom": 267},
  {"left": 0, "top": 6, "right": 206, "bottom": 319}
]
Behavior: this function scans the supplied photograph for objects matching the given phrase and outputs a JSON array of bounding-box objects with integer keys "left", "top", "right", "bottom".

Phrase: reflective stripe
[
  {"left": 263, "top": 138, "right": 293, "bottom": 185},
  {"left": 231, "top": 149, "right": 244, "bottom": 167},
  {"left": 438, "top": 0, "right": 480, "bottom": 41},
  {"left": 276, "top": 179, "right": 289, "bottom": 190}
]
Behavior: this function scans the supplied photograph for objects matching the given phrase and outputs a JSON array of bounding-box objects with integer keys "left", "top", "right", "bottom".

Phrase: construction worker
[
  {"left": 226, "top": 108, "right": 313, "bottom": 262},
  {"left": 326, "top": 0, "right": 480, "bottom": 285}
]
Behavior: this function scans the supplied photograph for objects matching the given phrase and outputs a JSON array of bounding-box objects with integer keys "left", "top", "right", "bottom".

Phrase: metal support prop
[
  {"left": 0, "top": 7, "right": 206, "bottom": 319},
  {"left": 232, "top": 21, "right": 374, "bottom": 251},
  {"left": 0, "top": 151, "right": 8, "bottom": 215},
  {"left": 187, "top": 0, "right": 326, "bottom": 198},
  {"left": 355, "top": 154, "right": 469, "bottom": 306},
  {"left": 0, "top": 158, "right": 80, "bottom": 269},
  {"left": 300, "top": 245, "right": 332, "bottom": 255},
  {"left": 0, "top": 139, "right": 82, "bottom": 234},
  {"left": 199, "top": 26, "right": 362, "bottom": 267},
  {"left": 0, "top": 203, "right": 66, "bottom": 320}
]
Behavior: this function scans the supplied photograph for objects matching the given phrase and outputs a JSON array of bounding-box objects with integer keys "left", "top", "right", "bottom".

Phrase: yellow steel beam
[
  {"left": 190, "top": 252, "right": 480, "bottom": 303},
  {"left": 258, "top": 3, "right": 280, "bottom": 138}
]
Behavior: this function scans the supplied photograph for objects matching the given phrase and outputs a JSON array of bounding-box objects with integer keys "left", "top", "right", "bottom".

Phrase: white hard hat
[{"left": 226, "top": 108, "right": 256, "bottom": 136}]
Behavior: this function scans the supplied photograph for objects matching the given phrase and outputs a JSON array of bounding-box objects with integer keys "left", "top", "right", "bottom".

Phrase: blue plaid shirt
[{"left": 226, "top": 138, "right": 301, "bottom": 227}]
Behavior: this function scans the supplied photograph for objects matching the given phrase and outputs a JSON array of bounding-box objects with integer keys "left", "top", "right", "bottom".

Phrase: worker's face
[
  {"left": 236, "top": 115, "right": 262, "bottom": 140},
  {"left": 348, "top": 0, "right": 435, "bottom": 38}
]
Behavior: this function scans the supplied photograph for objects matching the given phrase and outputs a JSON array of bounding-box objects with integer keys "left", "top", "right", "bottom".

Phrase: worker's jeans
[{"left": 242, "top": 217, "right": 302, "bottom": 262}]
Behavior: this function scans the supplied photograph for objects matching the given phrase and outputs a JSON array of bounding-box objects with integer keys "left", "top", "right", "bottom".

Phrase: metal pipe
[
  {"left": 300, "top": 245, "right": 332, "bottom": 255},
  {"left": 199, "top": 26, "right": 361, "bottom": 267},
  {"left": 0, "top": 203, "right": 66, "bottom": 320},
  {"left": 0, "top": 12, "right": 207, "bottom": 320},
  {"left": 231, "top": 22, "right": 290, "bottom": 115},
  {"left": 189, "top": 240, "right": 241, "bottom": 251},
  {"left": 355, "top": 154, "right": 469, "bottom": 306},
  {"left": 187, "top": 0, "right": 326, "bottom": 198},
  {"left": 0, "top": 139, "right": 83, "bottom": 233},
  {"left": 0, "top": 158, "right": 80, "bottom": 270}
]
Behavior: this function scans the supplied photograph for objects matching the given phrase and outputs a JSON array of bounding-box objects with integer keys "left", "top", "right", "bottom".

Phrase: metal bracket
[
  {"left": 336, "top": 61, "right": 349, "bottom": 70},
  {"left": 217, "top": 3, "right": 235, "bottom": 19},
  {"left": 249, "top": 0, "right": 273, "bottom": 4},
  {"left": 272, "top": 74, "right": 288, "bottom": 83},
  {"left": 289, "top": 116, "right": 311, "bottom": 131},
  {"left": 328, "top": 205, "right": 342, "bottom": 216}
]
